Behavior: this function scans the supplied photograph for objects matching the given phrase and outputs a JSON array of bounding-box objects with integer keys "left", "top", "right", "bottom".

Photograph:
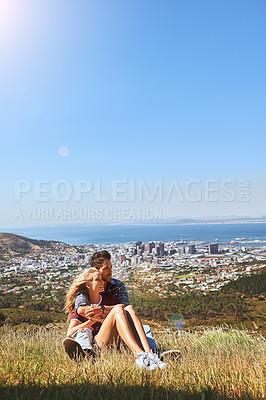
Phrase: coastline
[{"left": 1, "top": 221, "right": 266, "bottom": 246}]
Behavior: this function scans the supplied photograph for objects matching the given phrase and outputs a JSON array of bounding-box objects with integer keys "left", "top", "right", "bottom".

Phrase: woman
[{"left": 64, "top": 268, "right": 165, "bottom": 370}]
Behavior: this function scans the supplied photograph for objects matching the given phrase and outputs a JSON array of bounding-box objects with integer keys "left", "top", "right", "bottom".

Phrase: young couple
[{"left": 63, "top": 251, "right": 178, "bottom": 370}]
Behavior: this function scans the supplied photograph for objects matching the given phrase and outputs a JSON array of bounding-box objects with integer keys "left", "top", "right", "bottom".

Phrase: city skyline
[{"left": 0, "top": 0, "right": 265, "bottom": 227}]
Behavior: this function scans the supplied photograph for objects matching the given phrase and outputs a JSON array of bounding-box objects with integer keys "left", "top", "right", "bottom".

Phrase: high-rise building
[
  {"left": 189, "top": 244, "right": 196, "bottom": 254},
  {"left": 136, "top": 241, "right": 144, "bottom": 255},
  {"left": 177, "top": 246, "right": 186, "bottom": 255},
  {"left": 209, "top": 243, "right": 219, "bottom": 254},
  {"left": 145, "top": 242, "right": 155, "bottom": 253}
]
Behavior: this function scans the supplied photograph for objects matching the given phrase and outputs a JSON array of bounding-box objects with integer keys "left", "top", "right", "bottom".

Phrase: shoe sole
[
  {"left": 62, "top": 338, "right": 86, "bottom": 360},
  {"left": 83, "top": 348, "right": 96, "bottom": 359},
  {"left": 160, "top": 350, "right": 181, "bottom": 362}
]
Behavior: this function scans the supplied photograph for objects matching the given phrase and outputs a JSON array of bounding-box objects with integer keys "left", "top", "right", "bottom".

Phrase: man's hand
[
  {"left": 77, "top": 304, "right": 125, "bottom": 322},
  {"left": 84, "top": 305, "right": 102, "bottom": 321}
]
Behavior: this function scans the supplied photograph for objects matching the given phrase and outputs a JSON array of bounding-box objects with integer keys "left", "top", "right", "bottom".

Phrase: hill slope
[
  {"left": 0, "top": 232, "right": 56, "bottom": 257},
  {"left": 0, "top": 324, "right": 264, "bottom": 399}
]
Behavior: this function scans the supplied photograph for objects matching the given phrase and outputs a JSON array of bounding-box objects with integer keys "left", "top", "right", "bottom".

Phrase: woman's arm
[
  {"left": 67, "top": 319, "right": 94, "bottom": 337},
  {"left": 78, "top": 304, "right": 121, "bottom": 319}
]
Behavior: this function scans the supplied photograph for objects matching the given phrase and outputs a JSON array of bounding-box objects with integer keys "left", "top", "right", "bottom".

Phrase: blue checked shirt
[{"left": 75, "top": 278, "right": 129, "bottom": 312}]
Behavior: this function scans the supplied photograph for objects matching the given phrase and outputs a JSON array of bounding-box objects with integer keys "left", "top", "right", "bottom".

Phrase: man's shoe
[
  {"left": 83, "top": 348, "right": 96, "bottom": 359},
  {"left": 135, "top": 352, "right": 166, "bottom": 370},
  {"left": 160, "top": 350, "right": 181, "bottom": 363},
  {"left": 148, "top": 352, "right": 166, "bottom": 369},
  {"left": 135, "top": 352, "right": 158, "bottom": 370},
  {"left": 62, "top": 338, "right": 86, "bottom": 360}
]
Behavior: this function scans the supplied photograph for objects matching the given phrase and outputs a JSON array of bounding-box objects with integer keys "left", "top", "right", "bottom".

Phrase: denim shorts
[{"left": 72, "top": 328, "right": 93, "bottom": 350}]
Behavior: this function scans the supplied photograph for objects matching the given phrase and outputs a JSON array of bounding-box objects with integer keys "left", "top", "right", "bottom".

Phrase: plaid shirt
[
  {"left": 75, "top": 278, "right": 129, "bottom": 311},
  {"left": 106, "top": 278, "right": 129, "bottom": 305}
]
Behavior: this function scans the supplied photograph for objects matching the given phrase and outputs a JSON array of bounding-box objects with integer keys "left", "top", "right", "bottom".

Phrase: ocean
[{"left": 3, "top": 223, "right": 266, "bottom": 246}]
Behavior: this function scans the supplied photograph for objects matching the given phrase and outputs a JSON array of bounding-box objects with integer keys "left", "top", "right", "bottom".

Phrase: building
[
  {"left": 189, "top": 244, "right": 196, "bottom": 254},
  {"left": 144, "top": 242, "right": 155, "bottom": 253},
  {"left": 209, "top": 243, "right": 219, "bottom": 254},
  {"left": 159, "top": 242, "right": 165, "bottom": 256}
]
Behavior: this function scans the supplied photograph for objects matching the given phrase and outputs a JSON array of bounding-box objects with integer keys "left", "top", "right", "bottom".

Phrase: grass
[{"left": 0, "top": 324, "right": 265, "bottom": 399}]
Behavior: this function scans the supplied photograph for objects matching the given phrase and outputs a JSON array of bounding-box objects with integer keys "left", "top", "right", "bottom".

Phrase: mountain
[
  {"left": 160, "top": 216, "right": 266, "bottom": 225},
  {"left": 120, "top": 215, "right": 266, "bottom": 225},
  {"left": 0, "top": 232, "right": 56, "bottom": 258}
]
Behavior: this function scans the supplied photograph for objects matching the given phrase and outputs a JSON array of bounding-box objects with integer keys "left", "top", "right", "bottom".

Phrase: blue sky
[{"left": 0, "top": 0, "right": 265, "bottom": 226}]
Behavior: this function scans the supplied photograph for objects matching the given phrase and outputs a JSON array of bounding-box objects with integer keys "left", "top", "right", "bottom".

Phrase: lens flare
[
  {"left": 58, "top": 146, "right": 69, "bottom": 157},
  {"left": 169, "top": 314, "right": 185, "bottom": 329}
]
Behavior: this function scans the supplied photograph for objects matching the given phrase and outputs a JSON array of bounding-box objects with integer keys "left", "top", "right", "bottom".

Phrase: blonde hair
[{"left": 64, "top": 267, "right": 99, "bottom": 314}]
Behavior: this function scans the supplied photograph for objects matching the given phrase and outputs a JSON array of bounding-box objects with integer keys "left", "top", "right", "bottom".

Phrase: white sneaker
[
  {"left": 135, "top": 352, "right": 158, "bottom": 370},
  {"left": 135, "top": 352, "right": 166, "bottom": 370},
  {"left": 148, "top": 352, "right": 166, "bottom": 369}
]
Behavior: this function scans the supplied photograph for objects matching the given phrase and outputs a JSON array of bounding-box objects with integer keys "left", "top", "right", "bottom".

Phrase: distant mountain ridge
[
  {"left": 117, "top": 215, "right": 266, "bottom": 225},
  {"left": 151, "top": 216, "right": 266, "bottom": 225}
]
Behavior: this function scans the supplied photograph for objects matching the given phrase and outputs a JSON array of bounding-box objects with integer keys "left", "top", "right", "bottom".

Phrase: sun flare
[{"left": 0, "top": 0, "right": 25, "bottom": 47}]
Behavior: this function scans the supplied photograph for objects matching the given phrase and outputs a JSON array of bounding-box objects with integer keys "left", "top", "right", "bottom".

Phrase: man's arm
[
  {"left": 75, "top": 293, "right": 117, "bottom": 319},
  {"left": 75, "top": 281, "right": 129, "bottom": 318},
  {"left": 74, "top": 293, "right": 100, "bottom": 318},
  {"left": 75, "top": 293, "right": 89, "bottom": 313}
]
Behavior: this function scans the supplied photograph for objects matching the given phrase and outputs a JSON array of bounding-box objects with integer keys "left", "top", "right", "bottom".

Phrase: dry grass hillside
[{"left": 0, "top": 324, "right": 265, "bottom": 399}]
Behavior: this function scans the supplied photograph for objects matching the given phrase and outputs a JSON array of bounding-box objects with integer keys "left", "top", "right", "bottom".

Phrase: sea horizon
[{"left": 1, "top": 222, "right": 266, "bottom": 246}]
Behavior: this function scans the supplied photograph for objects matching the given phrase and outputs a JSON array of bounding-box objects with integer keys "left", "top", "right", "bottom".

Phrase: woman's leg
[
  {"left": 124, "top": 305, "right": 150, "bottom": 353},
  {"left": 95, "top": 305, "right": 148, "bottom": 356}
]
